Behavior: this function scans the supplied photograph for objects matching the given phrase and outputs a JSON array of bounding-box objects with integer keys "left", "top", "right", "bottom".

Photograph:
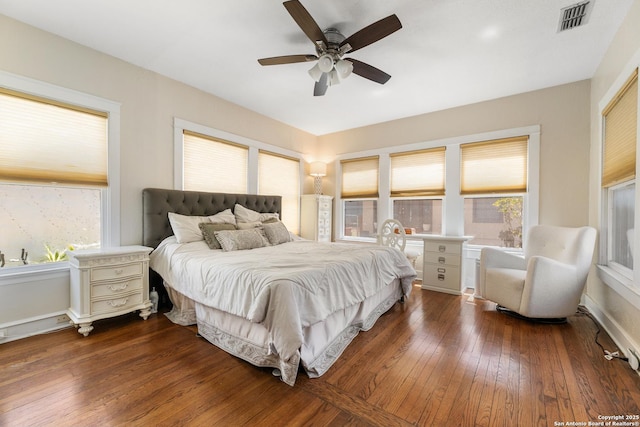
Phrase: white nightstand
[
  {"left": 67, "top": 245, "right": 153, "bottom": 336},
  {"left": 300, "top": 194, "right": 333, "bottom": 242}
]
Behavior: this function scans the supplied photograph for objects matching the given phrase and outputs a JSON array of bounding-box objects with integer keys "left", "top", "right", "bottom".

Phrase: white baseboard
[
  {"left": 583, "top": 294, "right": 640, "bottom": 377},
  {"left": 0, "top": 311, "right": 73, "bottom": 344}
]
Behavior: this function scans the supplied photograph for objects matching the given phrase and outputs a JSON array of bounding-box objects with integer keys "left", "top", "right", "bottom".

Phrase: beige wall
[
  {"left": 319, "top": 80, "right": 592, "bottom": 228},
  {"left": 0, "top": 14, "right": 317, "bottom": 246},
  {"left": 588, "top": 0, "right": 640, "bottom": 352}
]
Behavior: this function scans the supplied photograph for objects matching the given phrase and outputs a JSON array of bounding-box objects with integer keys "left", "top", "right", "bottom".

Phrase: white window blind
[
  {"left": 183, "top": 131, "right": 248, "bottom": 193},
  {"left": 602, "top": 68, "right": 638, "bottom": 188},
  {"left": 460, "top": 136, "right": 528, "bottom": 195},
  {"left": 341, "top": 156, "right": 379, "bottom": 199},
  {"left": 390, "top": 147, "right": 446, "bottom": 197},
  {"left": 0, "top": 88, "right": 108, "bottom": 186},
  {"left": 258, "top": 150, "right": 300, "bottom": 234}
]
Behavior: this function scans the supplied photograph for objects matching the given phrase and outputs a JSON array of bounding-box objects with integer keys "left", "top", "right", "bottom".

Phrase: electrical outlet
[{"left": 56, "top": 314, "right": 70, "bottom": 324}]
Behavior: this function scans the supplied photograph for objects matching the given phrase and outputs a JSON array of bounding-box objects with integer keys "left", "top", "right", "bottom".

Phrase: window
[
  {"left": 390, "top": 147, "right": 445, "bottom": 234},
  {"left": 0, "top": 75, "right": 119, "bottom": 272},
  {"left": 341, "top": 156, "right": 379, "bottom": 238},
  {"left": 601, "top": 69, "right": 637, "bottom": 278},
  {"left": 461, "top": 136, "right": 528, "bottom": 248},
  {"left": 183, "top": 131, "right": 248, "bottom": 193},
  {"left": 258, "top": 150, "right": 300, "bottom": 234}
]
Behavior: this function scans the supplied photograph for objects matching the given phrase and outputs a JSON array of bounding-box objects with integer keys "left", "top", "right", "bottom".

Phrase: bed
[{"left": 143, "top": 188, "right": 416, "bottom": 386}]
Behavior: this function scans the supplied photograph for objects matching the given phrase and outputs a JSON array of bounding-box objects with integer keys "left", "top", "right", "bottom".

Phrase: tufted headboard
[{"left": 142, "top": 188, "right": 282, "bottom": 249}]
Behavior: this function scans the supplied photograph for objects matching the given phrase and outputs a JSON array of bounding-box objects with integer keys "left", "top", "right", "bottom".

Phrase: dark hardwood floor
[{"left": 1, "top": 285, "right": 639, "bottom": 426}]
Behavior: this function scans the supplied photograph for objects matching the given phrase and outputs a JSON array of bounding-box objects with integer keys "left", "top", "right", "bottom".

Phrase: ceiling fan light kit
[{"left": 258, "top": 0, "right": 402, "bottom": 96}]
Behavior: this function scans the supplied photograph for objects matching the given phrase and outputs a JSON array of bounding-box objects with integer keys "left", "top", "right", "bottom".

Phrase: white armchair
[{"left": 478, "top": 225, "right": 597, "bottom": 321}]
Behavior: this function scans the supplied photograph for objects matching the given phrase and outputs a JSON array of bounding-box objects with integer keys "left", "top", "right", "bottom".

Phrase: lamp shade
[{"left": 309, "top": 161, "right": 327, "bottom": 177}]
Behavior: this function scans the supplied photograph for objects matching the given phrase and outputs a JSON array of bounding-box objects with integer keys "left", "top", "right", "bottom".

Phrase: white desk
[{"left": 406, "top": 235, "right": 473, "bottom": 295}]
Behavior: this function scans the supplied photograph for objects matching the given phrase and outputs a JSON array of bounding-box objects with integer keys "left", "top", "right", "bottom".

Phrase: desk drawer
[
  {"left": 423, "top": 252, "right": 461, "bottom": 267},
  {"left": 423, "top": 264, "right": 460, "bottom": 291},
  {"left": 91, "top": 262, "right": 142, "bottom": 282}
]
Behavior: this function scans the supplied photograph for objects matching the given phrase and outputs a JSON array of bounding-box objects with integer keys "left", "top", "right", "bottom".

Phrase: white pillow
[
  {"left": 168, "top": 210, "right": 236, "bottom": 243},
  {"left": 234, "top": 204, "right": 279, "bottom": 223}
]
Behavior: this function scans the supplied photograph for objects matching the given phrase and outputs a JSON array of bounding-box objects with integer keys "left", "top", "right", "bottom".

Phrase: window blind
[
  {"left": 258, "top": 150, "right": 300, "bottom": 234},
  {"left": 602, "top": 68, "right": 638, "bottom": 188},
  {"left": 341, "top": 156, "right": 379, "bottom": 199},
  {"left": 0, "top": 88, "right": 108, "bottom": 186},
  {"left": 390, "top": 147, "right": 445, "bottom": 197},
  {"left": 460, "top": 136, "right": 528, "bottom": 195},
  {"left": 183, "top": 131, "right": 248, "bottom": 193}
]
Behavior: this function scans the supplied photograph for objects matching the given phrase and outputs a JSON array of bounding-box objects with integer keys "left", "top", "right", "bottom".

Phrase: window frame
[
  {"left": 597, "top": 59, "right": 640, "bottom": 306},
  {"left": 0, "top": 71, "right": 121, "bottom": 277},
  {"left": 334, "top": 126, "right": 540, "bottom": 247},
  {"left": 173, "top": 118, "right": 304, "bottom": 229}
]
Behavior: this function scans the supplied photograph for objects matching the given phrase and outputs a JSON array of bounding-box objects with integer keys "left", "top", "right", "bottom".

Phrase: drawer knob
[
  {"left": 107, "top": 298, "right": 128, "bottom": 307},
  {"left": 437, "top": 274, "right": 445, "bottom": 281},
  {"left": 437, "top": 268, "right": 446, "bottom": 273},
  {"left": 438, "top": 257, "right": 446, "bottom": 264},
  {"left": 108, "top": 282, "right": 129, "bottom": 291},
  {"left": 438, "top": 245, "right": 446, "bottom": 252}
]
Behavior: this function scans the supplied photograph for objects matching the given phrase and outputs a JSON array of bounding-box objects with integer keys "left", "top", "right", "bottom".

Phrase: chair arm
[
  {"left": 480, "top": 248, "right": 526, "bottom": 270},
  {"left": 520, "top": 256, "right": 581, "bottom": 318}
]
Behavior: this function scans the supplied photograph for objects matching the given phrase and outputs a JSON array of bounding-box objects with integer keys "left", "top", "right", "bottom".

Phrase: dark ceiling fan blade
[
  {"left": 313, "top": 73, "right": 328, "bottom": 96},
  {"left": 283, "top": 0, "right": 329, "bottom": 47},
  {"left": 258, "top": 54, "right": 318, "bottom": 66},
  {"left": 340, "top": 14, "right": 402, "bottom": 53},
  {"left": 346, "top": 58, "right": 391, "bottom": 84}
]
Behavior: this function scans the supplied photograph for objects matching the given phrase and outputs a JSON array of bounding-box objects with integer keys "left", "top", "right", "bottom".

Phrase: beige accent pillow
[
  {"left": 199, "top": 222, "right": 237, "bottom": 249},
  {"left": 262, "top": 221, "right": 292, "bottom": 245},
  {"left": 236, "top": 221, "right": 262, "bottom": 230},
  {"left": 214, "top": 228, "right": 270, "bottom": 252}
]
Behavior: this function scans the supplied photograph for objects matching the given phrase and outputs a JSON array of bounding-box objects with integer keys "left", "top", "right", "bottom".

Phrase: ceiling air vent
[{"left": 558, "top": 1, "right": 594, "bottom": 32}]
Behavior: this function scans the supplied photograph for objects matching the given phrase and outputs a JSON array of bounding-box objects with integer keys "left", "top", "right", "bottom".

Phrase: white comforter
[{"left": 150, "top": 237, "right": 416, "bottom": 361}]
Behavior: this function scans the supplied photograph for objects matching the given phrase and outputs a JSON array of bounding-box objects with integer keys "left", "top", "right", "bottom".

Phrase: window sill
[
  {"left": 596, "top": 264, "right": 640, "bottom": 310},
  {"left": 0, "top": 262, "right": 70, "bottom": 285}
]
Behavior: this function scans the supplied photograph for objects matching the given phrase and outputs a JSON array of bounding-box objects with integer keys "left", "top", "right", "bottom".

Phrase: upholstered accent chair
[{"left": 478, "top": 225, "right": 597, "bottom": 322}]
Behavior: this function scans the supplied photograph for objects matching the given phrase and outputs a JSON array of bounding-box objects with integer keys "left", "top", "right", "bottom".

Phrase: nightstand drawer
[
  {"left": 90, "top": 262, "right": 142, "bottom": 282},
  {"left": 92, "top": 277, "right": 143, "bottom": 298},
  {"left": 424, "top": 241, "right": 462, "bottom": 255},
  {"left": 423, "top": 252, "right": 461, "bottom": 267},
  {"left": 423, "top": 265, "right": 460, "bottom": 290},
  {"left": 91, "top": 292, "right": 143, "bottom": 315}
]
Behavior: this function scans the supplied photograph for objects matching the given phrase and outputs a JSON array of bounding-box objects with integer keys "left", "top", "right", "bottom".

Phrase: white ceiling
[{"left": 0, "top": 0, "right": 634, "bottom": 135}]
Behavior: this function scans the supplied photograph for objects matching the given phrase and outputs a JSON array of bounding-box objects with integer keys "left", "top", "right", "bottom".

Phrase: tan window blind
[
  {"left": 341, "top": 156, "right": 379, "bottom": 198},
  {"left": 183, "top": 131, "right": 248, "bottom": 193},
  {"left": 602, "top": 68, "right": 638, "bottom": 188},
  {"left": 0, "top": 89, "right": 108, "bottom": 186},
  {"left": 258, "top": 150, "right": 300, "bottom": 234},
  {"left": 460, "top": 136, "right": 528, "bottom": 195},
  {"left": 390, "top": 147, "right": 445, "bottom": 197}
]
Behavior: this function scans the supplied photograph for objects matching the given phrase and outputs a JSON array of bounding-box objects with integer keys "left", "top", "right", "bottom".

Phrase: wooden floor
[{"left": 1, "top": 285, "right": 639, "bottom": 427}]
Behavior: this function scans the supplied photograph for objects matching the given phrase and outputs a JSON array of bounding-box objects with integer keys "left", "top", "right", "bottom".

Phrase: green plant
[
  {"left": 43, "top": 244, "right": 74, "bottom": 262},
  {"left": 493, "top": 197, "right": 523, "bottom": 248}
]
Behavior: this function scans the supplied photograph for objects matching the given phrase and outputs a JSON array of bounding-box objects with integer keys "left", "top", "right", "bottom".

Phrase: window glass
[
  {"left": 393, "top": 199, "right": 442, "bottom": 234},
  {"left": 0, "top": 184, "right": 100, "bottom": 268},
  {"left": 258, "top": 150, "right": 300, "bottom": 234},
  {"left": 610, "top": 182, "right": 635, "bottom": 270},
  {"left": 465, "top": 196, "right": 523, "bottom": 248},
  {"left": 344, "top": 200, "right": 377, "bottom": 238}
]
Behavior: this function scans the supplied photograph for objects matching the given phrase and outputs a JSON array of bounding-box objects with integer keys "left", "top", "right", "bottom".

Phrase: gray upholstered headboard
[{"left": 142, "top": 188, "right": 282, "bottom": 249}]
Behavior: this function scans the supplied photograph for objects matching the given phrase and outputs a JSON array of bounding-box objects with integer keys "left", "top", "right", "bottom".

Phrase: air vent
[{"left": 558, "top": 1, "right": 594, "bottom": 32}]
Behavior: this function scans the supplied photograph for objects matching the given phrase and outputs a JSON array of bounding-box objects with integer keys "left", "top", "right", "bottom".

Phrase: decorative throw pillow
[
  {"left": 262, "top": 221, "right": 292, "bottom": 245},
  {"left": 236, "top": 221, "right": 262, "bottom": 230},
  {"left": 214, "top": 228, "right": 271, "bottom": 252},
  {"left": 234, "top": 204, "right": 279, "bottom": 224},
  {"left": 199, "top": 222, "right": 237, "bottom": 249}
]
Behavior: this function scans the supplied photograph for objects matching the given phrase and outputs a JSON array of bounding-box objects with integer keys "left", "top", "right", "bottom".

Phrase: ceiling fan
[{"left": 258, "top": 0, "right": 402, "bottom": 96}]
